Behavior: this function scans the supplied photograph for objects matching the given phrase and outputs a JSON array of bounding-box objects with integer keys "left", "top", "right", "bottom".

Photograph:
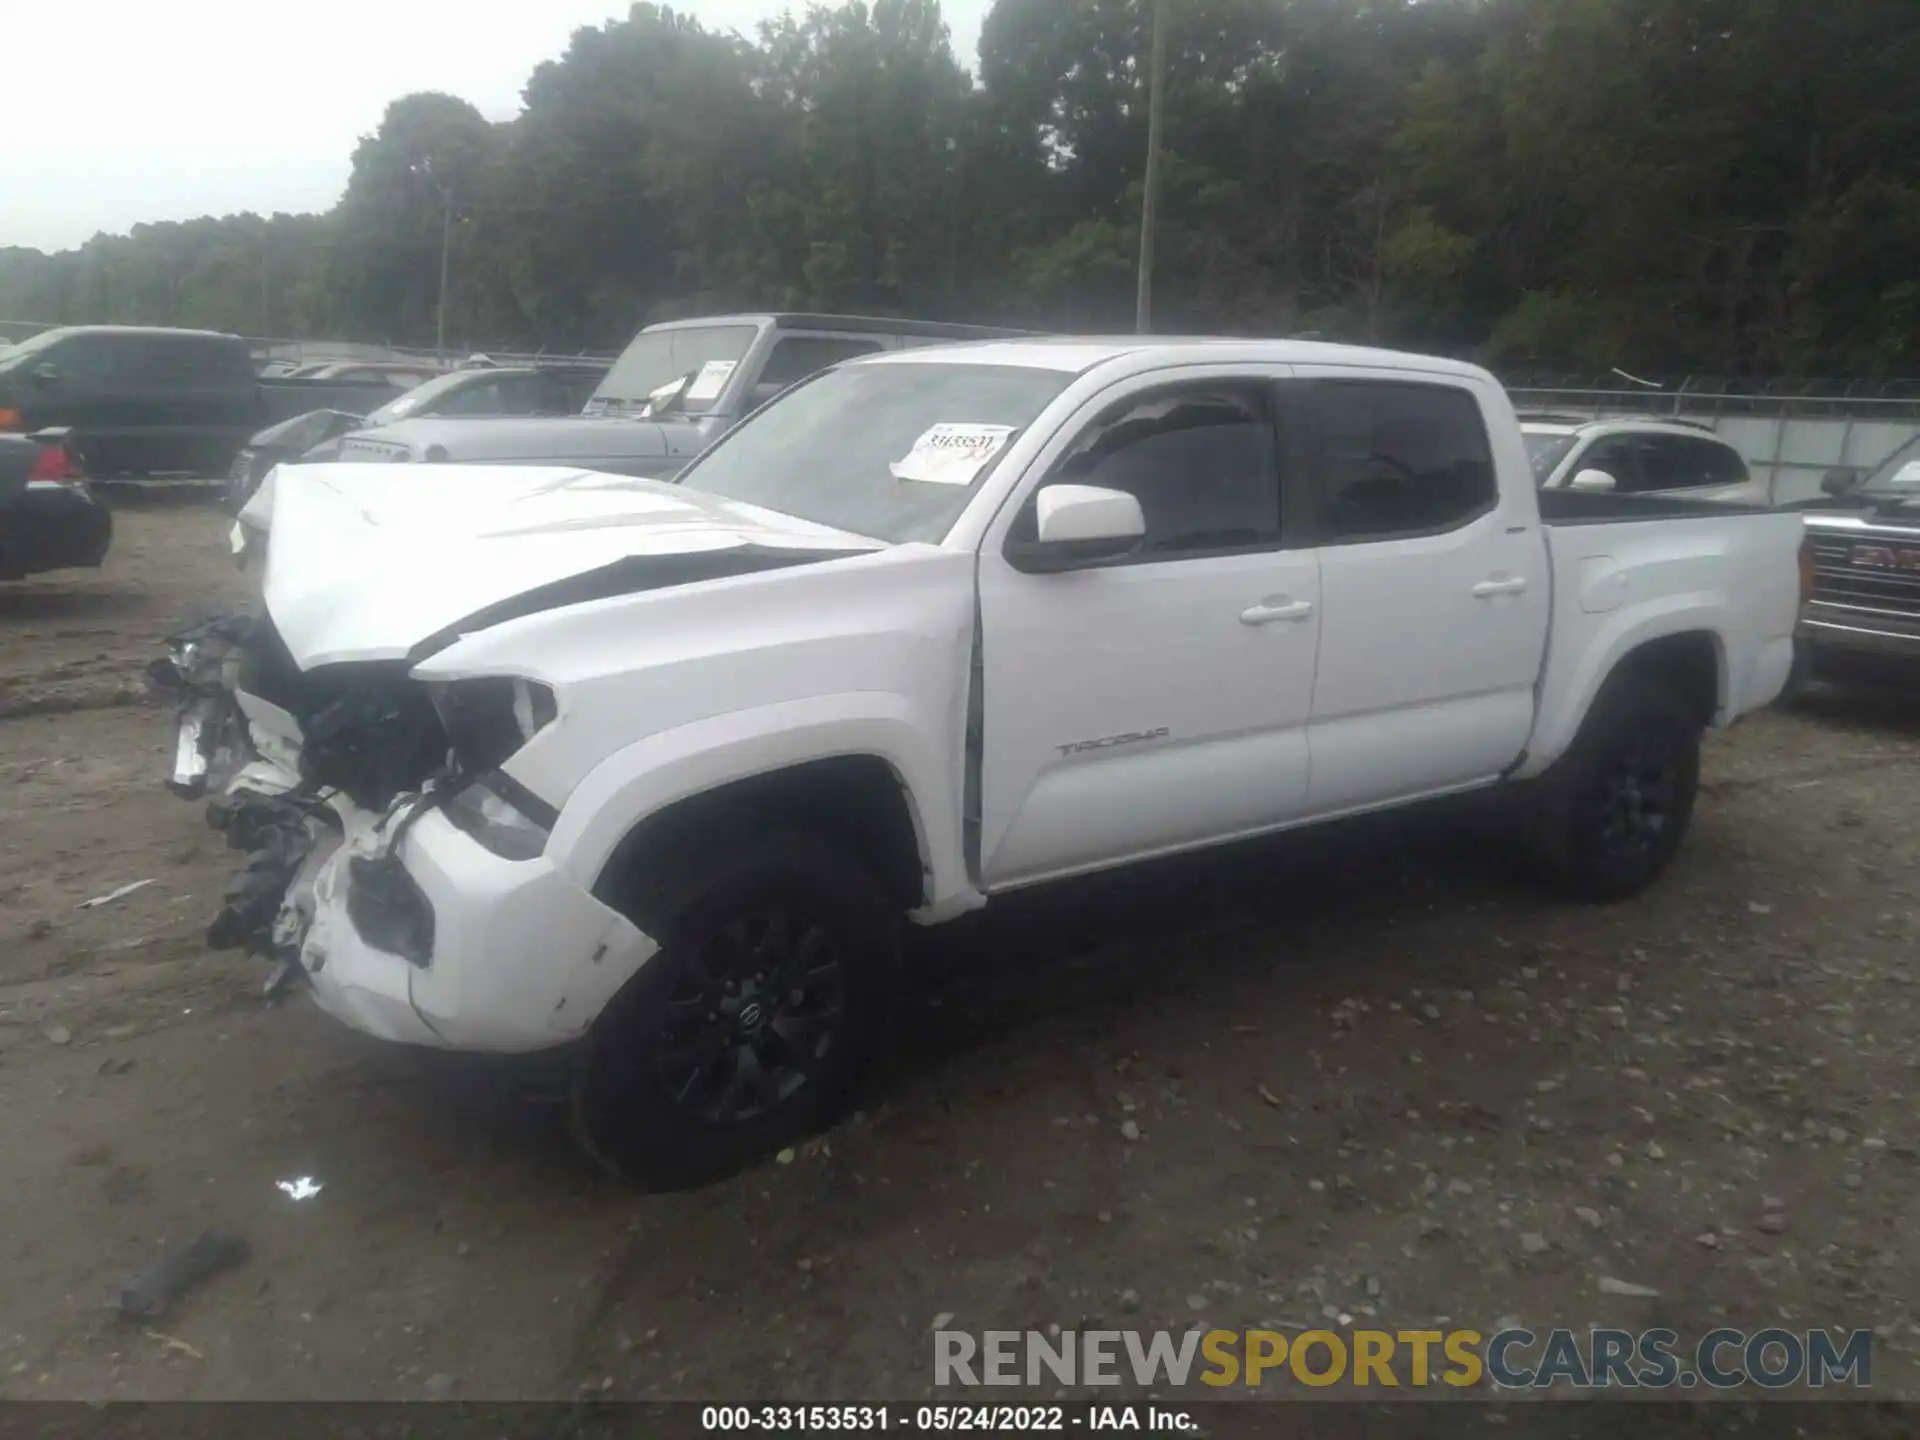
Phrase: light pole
[
  {"left": 435, "top": 184, "right": 454, "bottom": 360},
  {"left": 1135, "top": 0, "right": 1169, "bottom": 334}
]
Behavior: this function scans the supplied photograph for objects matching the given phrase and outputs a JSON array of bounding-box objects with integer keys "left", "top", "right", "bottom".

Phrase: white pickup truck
[{"left": 153, "top": 338, "right": 1807, "bottom": 1187}]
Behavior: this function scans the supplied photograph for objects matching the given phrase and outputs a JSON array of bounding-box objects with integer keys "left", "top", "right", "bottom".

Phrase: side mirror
[
  {"left": 1821, "top": 467, "right": 1862, "bottom": 498},
  {"left": 1568, "top": 468, "right": 1616, "bottom": 493},
  {"left": 31, "top": 362, "right": 60, "bottom": 387},
  {"left": 1011, "top": 484, "right": 1146, "bottom": 572}
]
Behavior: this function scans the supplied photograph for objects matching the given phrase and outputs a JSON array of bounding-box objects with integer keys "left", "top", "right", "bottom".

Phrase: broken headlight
[
  {"left": 428, "top": 677, "right": 557, "bottom": 773},
  {"left": 442, "top": 776, "right": 554, "bottom": 862},
  {"left": 428, "top": 678, "right": 560, "bottom": 862}
]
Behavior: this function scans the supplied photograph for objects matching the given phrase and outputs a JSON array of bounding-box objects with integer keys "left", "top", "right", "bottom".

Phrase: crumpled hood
[{"left": 257, "top": 463, "right": 881, "bottom": 669}]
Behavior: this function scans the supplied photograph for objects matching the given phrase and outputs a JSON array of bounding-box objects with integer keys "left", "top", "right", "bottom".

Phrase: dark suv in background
[{"left": 0, "top": 326, "right": 260, "bottom": 477}]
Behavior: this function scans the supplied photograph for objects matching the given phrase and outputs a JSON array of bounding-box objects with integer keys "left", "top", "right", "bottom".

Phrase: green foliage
[{"left": 4, "top": 0, "right": 1917, "bottom": 375}]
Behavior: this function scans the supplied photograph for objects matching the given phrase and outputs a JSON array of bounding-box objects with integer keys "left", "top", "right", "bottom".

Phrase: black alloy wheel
[
  {"left": 1528, "top": 674, "right": 1701, "bottom": 903},
  {"left": 571, "top": 826, "right": 896, "bottom": 1190},
  {"left": 1594, "top": 730, "right": 1681, "bottom": 867},
  {"left": 655, "top": 908, "right": 848, "bottom": 1125}
]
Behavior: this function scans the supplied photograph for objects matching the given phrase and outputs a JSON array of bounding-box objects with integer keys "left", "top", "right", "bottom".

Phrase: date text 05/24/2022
[{"left": 700, "top": 1405, "right": 1197, "bottom": 1432}]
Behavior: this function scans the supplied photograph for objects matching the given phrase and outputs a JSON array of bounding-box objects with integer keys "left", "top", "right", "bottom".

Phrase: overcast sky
[{"left": 9, "top": 0, "right": 992, "bottom": 255}]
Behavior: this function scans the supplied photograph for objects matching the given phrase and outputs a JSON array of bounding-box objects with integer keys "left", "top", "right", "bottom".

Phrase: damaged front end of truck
[
  {"left": 148, "top": 611, "right": 497, "bottom": 994},
  {"left": 148, "top": 469, "right": 878, "bottom": 1008}
]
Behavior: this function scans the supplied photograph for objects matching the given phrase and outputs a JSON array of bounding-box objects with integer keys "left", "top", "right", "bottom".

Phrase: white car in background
[{"left": 1522, "top": 415, "right": 1768, "bottom": 504}]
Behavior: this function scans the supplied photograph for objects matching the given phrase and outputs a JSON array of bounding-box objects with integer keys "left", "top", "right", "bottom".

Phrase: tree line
[{"left": 2, "top": 0, "right": 1916, "bottom": 378}]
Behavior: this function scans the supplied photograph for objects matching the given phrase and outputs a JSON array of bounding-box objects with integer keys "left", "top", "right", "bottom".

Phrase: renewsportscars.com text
[{"left": 934, "top": 1327, "right": 1873, "bottom": 1391}]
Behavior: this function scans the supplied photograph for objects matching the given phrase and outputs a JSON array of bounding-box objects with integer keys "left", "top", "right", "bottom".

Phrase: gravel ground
[{"left": 0, "top": 501, "right": 1916, "bottom": 1415}]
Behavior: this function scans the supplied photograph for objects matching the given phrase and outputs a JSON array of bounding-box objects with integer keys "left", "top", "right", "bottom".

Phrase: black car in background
[
  {"left": 224, "top": 362, "right": 609, "bottom": 508},
  {"left": 0, "top": 327, "right": 261, "bottom": 477},
  {"left": 0, "top": 429, "right": 111, "bottom": 581}
]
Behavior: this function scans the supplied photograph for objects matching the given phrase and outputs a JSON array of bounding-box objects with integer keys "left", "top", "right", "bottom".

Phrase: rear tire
[
  {"left": 1526, "top": 675, "right": 1702, "bottom": 903},
  {"left": 570, "top": 827, "right": 897, "bottom": 1190}
]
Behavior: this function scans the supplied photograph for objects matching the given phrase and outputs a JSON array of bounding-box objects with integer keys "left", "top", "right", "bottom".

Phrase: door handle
[
  {"left": 1240, "top": 599, "right": 1315, "bottom": 626},
  {"left": 1472, "top": 576, "right": 1529, "bottom": 598}
]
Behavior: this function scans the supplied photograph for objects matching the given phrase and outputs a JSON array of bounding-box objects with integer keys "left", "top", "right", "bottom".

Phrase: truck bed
[
  {"left": 1536, "top": 488, "right": 1777, "bottom": 525},
  {"left": 1516, "top": 496, "right": 1805, "bottom": 779}
]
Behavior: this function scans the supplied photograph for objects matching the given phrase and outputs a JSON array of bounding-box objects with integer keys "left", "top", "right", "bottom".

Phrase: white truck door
[
  {"left": 976, "top": 375, "right": 1320, "bottom": 888},
  {"left": 1292, "top": 370, "right": 1550, "bottom": 815}
]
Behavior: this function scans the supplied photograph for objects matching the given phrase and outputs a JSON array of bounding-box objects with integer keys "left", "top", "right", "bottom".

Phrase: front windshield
[
  {"left": 592, "top": 324, "right": 756, "bottom": 411},
  {"left": 1523, "top": 431, "right": 1577, "bottom": 484},
  {"left": 676, "top": 361, "right": 1072, "bottom": 544},
  {"left": 364, "top": 369, "right": 479, "bottom": 426},
  {"left": 1860, "top": 434, "right": 1920, "bottom": 498}
]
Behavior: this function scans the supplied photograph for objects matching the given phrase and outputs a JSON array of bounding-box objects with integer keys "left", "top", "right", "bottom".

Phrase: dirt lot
[{"left": 0, "top": 500, "right": 1916, "bottom": 1410}]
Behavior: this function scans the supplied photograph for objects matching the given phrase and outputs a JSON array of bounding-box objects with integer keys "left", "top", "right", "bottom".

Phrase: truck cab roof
[{"left": 862, "top": 335, "right": 1499, "bottom": 380}]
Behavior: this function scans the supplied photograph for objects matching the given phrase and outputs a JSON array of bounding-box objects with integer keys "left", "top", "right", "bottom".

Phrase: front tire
[
  {"left": 570, "top": 827, "right": 897, "bottom": 1190},
  {"left": 1527, "top": 675, "right": 1702, "bottom": 903}
]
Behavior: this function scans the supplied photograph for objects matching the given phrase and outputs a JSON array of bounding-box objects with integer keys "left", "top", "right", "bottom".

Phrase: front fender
[{"left": 538, "top": 692, "right": 970, "bottom": 912}]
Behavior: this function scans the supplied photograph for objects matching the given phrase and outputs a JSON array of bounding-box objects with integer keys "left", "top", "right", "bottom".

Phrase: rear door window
[
  {"left": 1631, "top": 434, "right": 1750, "bottom": 492},
  {"left": 1308, "top": 380, "right": 1498, "bottom": 540},
  {"left": 119, "top": 337, "right": 249, "bottom": 386},
  {"left": 1692, "top": 437, "right": 1749, "bottom": 487},
  {"left": 1625, "top": 436, "right": 1682, "bottom": 491}
]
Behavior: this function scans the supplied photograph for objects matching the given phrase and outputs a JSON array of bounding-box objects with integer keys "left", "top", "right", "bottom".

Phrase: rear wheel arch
[{"left": 1605, "top": 630, "right": 1723, "bottom": 730}]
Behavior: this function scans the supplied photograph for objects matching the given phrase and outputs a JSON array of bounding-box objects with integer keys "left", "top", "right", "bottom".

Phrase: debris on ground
[
  {"left": 143, "top": 1328, "right": 204, "bottom": 1360},
  {"left": 112, "top": 1232, "right": 250, "bottom": 1320},
  {"left": 77, "top": 879, "right": 157, "bottom": 910},
  {"left": 1596, "top": 1276, "right": 1661, "bottom": 1299}
]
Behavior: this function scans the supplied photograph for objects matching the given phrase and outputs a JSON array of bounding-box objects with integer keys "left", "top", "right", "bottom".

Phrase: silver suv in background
[
  {"left": 1521, "top": 414, "right": 1766, "bottom": 505},
  {"left": 329, "top": 313, "right": 1039, "bottom": 478}
]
